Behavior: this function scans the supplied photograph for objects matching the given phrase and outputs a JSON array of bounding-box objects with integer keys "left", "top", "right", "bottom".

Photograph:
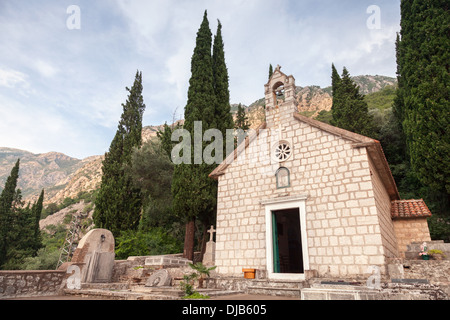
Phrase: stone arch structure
[{"left": 70, "top": 229, "right": 115, "bottom": 283}]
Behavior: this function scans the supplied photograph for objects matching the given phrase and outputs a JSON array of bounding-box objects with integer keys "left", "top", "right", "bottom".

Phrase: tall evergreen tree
[
  {"left": 0, "top": 159, "right": 20, "bottom": 268},
  {"left": 395, "top": 0, "right": 449, "bottom": 196},
  {"left": 0, "top": 162, "right": 44, "bottom": 269},
  {"left": 235, "top": 103, "right": 250, "bottom": 131},
  {"left": 331, "top": 63, "right": 341, "bottom": 100},
  {"left": 212, "top": 20, "right": 234, "bottom": 138},
  {"left": 31, "top": 189, "right": 44, "bottom": 253},
  {"left": 94, "top": 71, "right": 146, "bottom": 237},
  {"left": 196, "top": 18, "right": 234, "bottom": 251},
  {"left": 268, "top": 64, "right": 273, "bottom": 80},
  {"left": 172, "top": 11, "right": 218, "bottom": 260},
  {"left": 157, "top": 122, "right": 181, "bottom": 159},
  {"left": 331, "top": 66, "right": 376, "bottom": 138}
]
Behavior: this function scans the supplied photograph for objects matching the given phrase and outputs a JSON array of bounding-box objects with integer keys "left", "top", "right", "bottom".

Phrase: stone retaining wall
[
  {"left": 0, "top": 270, "right": 66, "bottom": 299},
  {"left": 402, "top": 260, "right": 450, "bottom": 284}
]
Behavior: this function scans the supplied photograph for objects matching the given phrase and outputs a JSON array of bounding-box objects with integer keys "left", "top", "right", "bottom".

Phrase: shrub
[{"left": 115, "top": 228, "right": 183, "bottom": 260}]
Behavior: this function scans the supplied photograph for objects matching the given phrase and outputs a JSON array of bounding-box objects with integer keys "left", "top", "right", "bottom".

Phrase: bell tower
[{"left": 264, "top": 65, "right": 298, "bottom": 129}]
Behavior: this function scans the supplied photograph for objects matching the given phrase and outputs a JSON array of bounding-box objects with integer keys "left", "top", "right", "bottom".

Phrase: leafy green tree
[
  {"left": 115, "top": 228, "right": 182, "bottom": 260},
  {"left": 43, "top": 202, "right": 59, "bottom": 218},
  {"left": 94, "top": 71, "right": 146, "bottom": 237},
  {"left": 331, "top": 66, "right": 377, "bottom": 138},
  {"left": 127, "top": 140, "right": 180, "bottom": 239},
  {"left": 395, "top": 0, "right": 449, "bottom": 197},
  {"left": 314, "top": 110, "right": 332, "bottom": 124}
]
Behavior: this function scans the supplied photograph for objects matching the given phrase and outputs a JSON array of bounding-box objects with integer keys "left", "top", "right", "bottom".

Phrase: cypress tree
[
  {"left": 331, "top": 63, "right": 341, "bottom": 100},
  {"left": 157, "top": 122, "right": 181, "bottom": 159},
  {"left": 94, "top": 71, "right": 146, "bottom": 237},
  {"left": 269, "top": 64, "right": 273, "bottom": 80},
  {"left": 0, "top": 159, "right": 20, "bottom": 268},
  {"left": 235, "top": 103, "right": 250, "bottom": 131},
  {"left": 31, "top": 189, "right": 44, "bottom": 253},
  {"left": 212, "top": 20, "right": 234, "bottom": 140},
  {"left": 395, "top": 0, "right": 449, "bottom": 195},
  {"left": 183, "top": 11, "right": 216, "bottom": 134},
  {"left": 10, "top": 194, "right": 34, "bottom": 266},
  {"left": 331, "top": 66, "right": 376, "bottom": 138},
  {"left": 172, "top": 11, "right": 218, "bottom": 260},
  {"left": 0, "top": 162, "right": 44, "bottom": 268}
]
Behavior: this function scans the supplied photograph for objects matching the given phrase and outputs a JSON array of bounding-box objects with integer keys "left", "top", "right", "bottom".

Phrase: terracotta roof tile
[{"left": 391, "top": 199, "right": 432, "bottom": 219}]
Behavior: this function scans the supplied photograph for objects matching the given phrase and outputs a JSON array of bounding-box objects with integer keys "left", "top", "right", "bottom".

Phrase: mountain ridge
[{"left": 1, "top": 74, "right": 396, "bottom": 206}]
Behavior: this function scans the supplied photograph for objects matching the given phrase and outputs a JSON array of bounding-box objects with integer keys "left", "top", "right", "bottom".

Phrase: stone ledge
[
  {"left": 0, "top": 270, "right": 66, "bottom": 299},
  {"left": 301, "top": 287, "right": 379, "bottom": 300},
  {"left": 0, "top": 270, "right": 66, "bottom": 275},
  {"left": 144, "top": 255, "right": 192, "bottom": 267}
]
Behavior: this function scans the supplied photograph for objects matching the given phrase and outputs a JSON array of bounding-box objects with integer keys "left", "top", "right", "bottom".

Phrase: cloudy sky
[{"left": 0, "top": 0, "right": 400, "bottom": 159}]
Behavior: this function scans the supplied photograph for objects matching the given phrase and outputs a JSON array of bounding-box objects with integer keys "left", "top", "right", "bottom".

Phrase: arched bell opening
[{"left": 272, "top": 81, "right": 285, "bottom": 105}]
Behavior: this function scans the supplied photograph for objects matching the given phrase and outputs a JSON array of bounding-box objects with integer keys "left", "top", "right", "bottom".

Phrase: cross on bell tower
[{"left": 264, "top": 65, "right": 298, "bottom": 130}]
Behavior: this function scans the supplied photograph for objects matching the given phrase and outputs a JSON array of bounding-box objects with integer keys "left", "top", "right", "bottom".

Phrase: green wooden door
[{"left": 272, "top": 212, "right": 280, "bottom": 273}]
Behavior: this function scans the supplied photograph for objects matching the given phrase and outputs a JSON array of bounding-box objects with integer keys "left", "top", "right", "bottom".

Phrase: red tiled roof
[{"left": 391, "top": 199, "right": 432, "bottom": 219}]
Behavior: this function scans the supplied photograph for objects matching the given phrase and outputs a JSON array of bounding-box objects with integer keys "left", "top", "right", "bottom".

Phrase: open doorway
[{"left": 272, "top": 208, "right": 304, "bottom": 274}]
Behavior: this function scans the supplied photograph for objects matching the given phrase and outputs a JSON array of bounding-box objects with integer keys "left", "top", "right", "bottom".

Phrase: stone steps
[
  {"left": 64, "top": 287, "right": 182, "bottom": 300},
  {"left": 65, "top": 288, "right": 182, "bottom": 300},
  {"left": 63, "top": 282, "right": 245, "bottom": 300},
  {"left": 246, "top": 280, "right": 305, "bottom": 297},
  {"left": 81, "top": 282, "right": 130, "bottom": 290},
  {"left": 64, "top": 282, "right": 180, "bottom": 300},
  {"left": 132, "top": 286, "right": 184, "bottom": 297},
  {"left": 300, "top": 286, "right": 380, "bottom": 300},
  {"left": 300, "top": 278, "right": 450, "bottom": 300},
  {"left": 247, "top": 285, "right": 301, "bottom": 297},
  {"left": 301, "top": 279, "right": 380, "bottom": 300}
]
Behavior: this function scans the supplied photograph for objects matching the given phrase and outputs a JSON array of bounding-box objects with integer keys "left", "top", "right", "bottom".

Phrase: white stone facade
[{"left": 211, "top": 67, "right": 401, "bottom": 280}]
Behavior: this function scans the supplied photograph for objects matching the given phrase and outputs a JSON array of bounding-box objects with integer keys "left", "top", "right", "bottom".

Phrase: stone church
[{"left": 209, "top": 66, "right": 432, "bottom": 280}]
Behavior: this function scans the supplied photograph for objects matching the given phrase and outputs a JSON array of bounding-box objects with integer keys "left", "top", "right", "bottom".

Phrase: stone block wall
[
  {"left": 367, "top": 156, "right": 399, "bottom": 260},
  {"left": 215, "top": 114, "right": 399, "bottom": 278},
  {"left": 0, "top": 270, "right": 66, "bottom": 299},
  {"left": 393, "top": 219, "right": 431, "bottom": 258}
]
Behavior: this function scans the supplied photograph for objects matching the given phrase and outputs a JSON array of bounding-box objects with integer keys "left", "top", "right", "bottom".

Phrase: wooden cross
[{"left": 207, "top": 225, "right": 216, "bottom": 242}]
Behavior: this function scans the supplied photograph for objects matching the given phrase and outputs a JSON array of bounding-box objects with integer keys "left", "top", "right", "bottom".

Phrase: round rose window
[{"left": 274, "top": 142, "right": 292, "bottom": 162}]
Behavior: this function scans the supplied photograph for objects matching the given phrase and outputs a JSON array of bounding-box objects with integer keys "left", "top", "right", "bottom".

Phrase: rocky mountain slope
[
  {"left": 47, "top": 155, "right": 104, "bottom": 205},
  {"left": 0, "top": 147, "right": 85, "bottom": 202},
  {"left": 1, "top": 75, "right": 396, "bottom": 208},
  {"left": 0, "top": 127, "right": 164, "bottom": 206},
  {"left": 239, "top": 74, "right": 396, "bottom": 129}
]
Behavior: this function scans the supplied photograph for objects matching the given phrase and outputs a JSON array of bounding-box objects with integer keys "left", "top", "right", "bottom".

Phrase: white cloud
[
  {"left": 0, "top": 67, "right": 29, "bottom": 89},
  {"left": 34, "top": 60, "right": 59, "bottom": 78},
  {"left": 0, "top": 0, "right": 401, "bottom": 158}
]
